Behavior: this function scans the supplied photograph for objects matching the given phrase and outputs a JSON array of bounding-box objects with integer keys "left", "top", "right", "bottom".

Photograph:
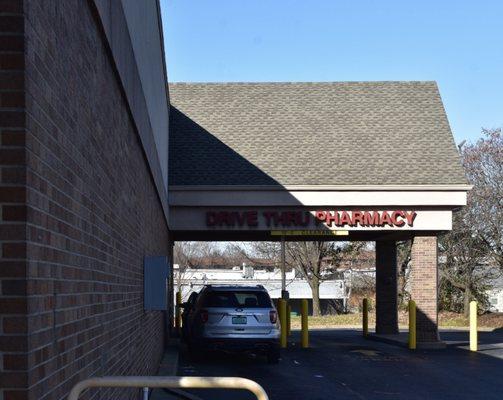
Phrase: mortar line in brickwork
[
  {"left": 24, "top": 99, "right": 123, "bottom": 198},
  {"left": 20, "top": 274, "right": 143, "bottom": 289},
  {"left": 23, "top": 222, "right": 143, "bottom": 272},
  {"left": 25, "top": 271, "right": 143, "bottom": 289},
  {"left": 22, "top": 224, "right": 144, "bottom": 272},
  {"left": 25, "top": 70, "right": 165, "bottom": 220},
  {"left": 26, "top": 312, "right": 159, "bottom": 394},
  {"left": 25, "top": 91, "right": 168, "bottom": 222},
  {"left": 23, "top": 201, "right": 144, "bottom": 255},
  {"left": 17, "top": 239, "right": 145, "bottom": 279},
  {"left": 24, "top": 301, "right": 143, "bottom": 325},
  {"left": 24, "top": 305, "right": 147, "bottom": 358},
  {"left": 23, "top": 150, "right": 148, "bottom": 251},
  {"left": 23, "top": 145, "right": 144, "bottom": 241}
]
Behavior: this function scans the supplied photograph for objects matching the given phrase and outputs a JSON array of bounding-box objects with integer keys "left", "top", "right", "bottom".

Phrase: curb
[
  {"left": 367, "top": 333, "right": 447, "bottom": 349},
  {"left": 150, "top": 338, "right": 181, "bottom": 400}
]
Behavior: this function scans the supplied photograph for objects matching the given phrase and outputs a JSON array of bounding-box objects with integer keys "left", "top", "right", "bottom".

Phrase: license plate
[{"left": 232, "top": 316, "right": 247, "bottom": 324}]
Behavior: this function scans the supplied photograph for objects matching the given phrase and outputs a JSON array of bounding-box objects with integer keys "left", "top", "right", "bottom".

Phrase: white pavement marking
[{"left": 350, "top": 349, "right": 380, "bottom": 356}]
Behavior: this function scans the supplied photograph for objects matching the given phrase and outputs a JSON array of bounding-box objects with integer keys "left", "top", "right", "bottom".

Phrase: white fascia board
[
  {"left": 169, "top": 188, "right": 468, "bottom": 207},
  {"left": 169, "top": 184, "right": 472, "bottom": 192}
]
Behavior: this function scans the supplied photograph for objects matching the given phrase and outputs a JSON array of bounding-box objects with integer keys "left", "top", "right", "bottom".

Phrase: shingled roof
[{"left": 168, "top": 82, "right": 467, "bottom": 186}]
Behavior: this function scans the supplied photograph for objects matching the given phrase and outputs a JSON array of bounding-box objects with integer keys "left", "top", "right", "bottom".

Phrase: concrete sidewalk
[
  {"left": 368, "top": 327, "right": 503, "bottom": 349},
  {"left": 368, "top": 331, "right": 446, "bottom": 349},
  {"left": 150, "top": 339, "right": 182, "bottom": 400}
]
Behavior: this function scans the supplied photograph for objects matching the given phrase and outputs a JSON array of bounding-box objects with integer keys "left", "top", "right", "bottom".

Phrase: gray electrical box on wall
[{"left": 144, "top": 256, "right": 169, "bottom": 310}]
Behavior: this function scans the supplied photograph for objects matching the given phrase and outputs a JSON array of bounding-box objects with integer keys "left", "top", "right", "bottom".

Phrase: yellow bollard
[
  {"left": 175, "top": 291, "right": 182, "bottom": 335},
  {"left": 301, "top": 299, "right": 309, "bottom": 348},
  {"left": 279, "top": 299, "right": 287, "bottom": 348},
  {"left": 470, "top": 300, "right": 478, "bottom": 352},
  {"left": 362, "top": 298, "right": 369, "bottom": 337},
  {"left": 287, "top": 304, "right": 291, "bottom": 336},
  {"left": 408, "top": 300, "right": 416, "bottom": 350}
]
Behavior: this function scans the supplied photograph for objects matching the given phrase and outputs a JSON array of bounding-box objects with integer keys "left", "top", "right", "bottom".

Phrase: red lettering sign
[{"left": 205, "top": 210, "right": 417, "bottom": 228}]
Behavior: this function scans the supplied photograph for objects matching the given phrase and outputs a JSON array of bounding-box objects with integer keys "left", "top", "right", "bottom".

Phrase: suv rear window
[{"left": 203, "top": 290, "right": 272, "bottom": 308}]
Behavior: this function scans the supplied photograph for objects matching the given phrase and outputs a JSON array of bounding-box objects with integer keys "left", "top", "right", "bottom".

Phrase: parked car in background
[{"left": 182, "top": 285, "right": 281, "bottom": 363}]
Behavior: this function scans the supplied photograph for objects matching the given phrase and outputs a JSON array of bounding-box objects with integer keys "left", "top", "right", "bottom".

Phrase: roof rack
[{"left": 202, "top": 284, "right": 266, "bottom": 291}]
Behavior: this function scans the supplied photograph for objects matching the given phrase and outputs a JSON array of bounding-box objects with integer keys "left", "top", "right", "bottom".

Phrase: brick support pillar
[
  {"left": 375, "top": 241, "right": 398, "bottom": 334},
  {"left": 410, "top": 236, "right": 440, "bottom": 343}
]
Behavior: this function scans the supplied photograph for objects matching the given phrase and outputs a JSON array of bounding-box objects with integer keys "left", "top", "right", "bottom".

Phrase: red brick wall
[
  {"left": 410, "top": 235, "right": 440, "bottom": 342},
  {"left": 1, "top": 1, "right": 29, "bottom": 399},
  {"left": 2, "top": 1, "right": 171, "bottom": 399}
]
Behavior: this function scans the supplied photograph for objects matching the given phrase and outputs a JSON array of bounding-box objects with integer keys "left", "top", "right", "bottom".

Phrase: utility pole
[{"left": 281, "top": 235, "right": 289, "bottom": 299}]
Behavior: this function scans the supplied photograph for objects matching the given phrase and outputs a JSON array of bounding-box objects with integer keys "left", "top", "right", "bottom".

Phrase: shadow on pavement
[{"left": 174, "top": 328, "right": 503, "bottom": 400}]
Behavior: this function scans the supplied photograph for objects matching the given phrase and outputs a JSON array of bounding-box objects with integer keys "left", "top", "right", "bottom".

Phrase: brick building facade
[
  {"left": 1, "top": 1, "right": 469, "bottom": 400},
  {"left": 1, "top": 1, "right": 171, "bottom": 399}
]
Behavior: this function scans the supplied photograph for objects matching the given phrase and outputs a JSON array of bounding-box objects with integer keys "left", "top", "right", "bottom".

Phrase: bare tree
[
  {"left": 438, "top": 128, "right": 502, "bottom": 315},
  {"left": 221, "top": 242, "right": 254, "bottom": 267},
  {"left": 439, "top": 211, "right": 494, "bottom": 315},
  {"left": 250, "top": 241, "right": 281, "bottom": 265},
  {"left": 462, "top": 128, "right": 503, "bottom": 271},
  {"left": 173, "top": 242, "right": 219, "bottom": 292},
  {"left": 331, "top": 241, "right": 370, "bottom": 312},
  {"left": 250, "top": 241, "right": 368, "bottom": 316},
  {"left": 249, "top": 241, "right": 332, "bottom": 315},
  {"left": 173, "top": 242, "right": 199, "bottom": 293},
  {"left": 285, "top": 241, "right": 336, "bottom": 316},
  {"left": 173, "top": 242, "right": 198, "bottom": 269},
  {"left": 397, "top": 240, "right": 412, "bottom": 307}
]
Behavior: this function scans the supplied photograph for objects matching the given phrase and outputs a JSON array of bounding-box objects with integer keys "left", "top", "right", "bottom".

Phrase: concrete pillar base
[{"left": 368, "top": 333, "right": 446, "bottom": 349}]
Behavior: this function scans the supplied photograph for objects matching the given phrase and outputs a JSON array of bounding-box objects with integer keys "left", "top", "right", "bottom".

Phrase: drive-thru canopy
[
  {"left": 167, "top": 81, "right": 470, "bottom": 345},
  {"left": 168, "top": 82, "right": 468, "bottom": 239}
]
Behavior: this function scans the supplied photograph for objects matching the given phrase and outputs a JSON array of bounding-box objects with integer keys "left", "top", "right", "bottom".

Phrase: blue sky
[{"left": 160, "top": 0, "right": 502, "bottom": 143}]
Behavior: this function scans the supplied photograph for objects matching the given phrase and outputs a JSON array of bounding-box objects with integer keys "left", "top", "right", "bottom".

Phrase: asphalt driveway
[{"left": 172, "top": 328, "right": 503, "bottom": 400}]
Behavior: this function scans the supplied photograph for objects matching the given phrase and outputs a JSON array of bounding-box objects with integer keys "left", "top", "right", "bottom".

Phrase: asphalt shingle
[{"left": 168, "top": 82, "right": 467, "bottom": 186}]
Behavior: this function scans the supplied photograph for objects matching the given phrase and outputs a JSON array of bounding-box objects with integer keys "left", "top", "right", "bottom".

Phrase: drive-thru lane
[{"left": 173, "top": 329, "right": 503, "bottom": 400}]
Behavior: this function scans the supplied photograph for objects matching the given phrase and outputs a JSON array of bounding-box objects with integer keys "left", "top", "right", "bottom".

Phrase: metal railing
[{"left": 67, "top": 376, "right": 269, "bottom": 400}]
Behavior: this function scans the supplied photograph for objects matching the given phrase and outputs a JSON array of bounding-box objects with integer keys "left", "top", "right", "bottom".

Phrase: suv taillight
[
  {"left": 200, "top": 310, "right": 209, "bottom": 323},
  {"left": 269, "top": 310, "right": 277, "bottom": 324}
]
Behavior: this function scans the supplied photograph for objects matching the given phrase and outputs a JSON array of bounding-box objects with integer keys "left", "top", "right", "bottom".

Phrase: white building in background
[
  {"left": 487, "top": 276, "right": 503, "bottom": 312},
  {"left": 174, "top": 264, "right": 351, "bottom": 313}
]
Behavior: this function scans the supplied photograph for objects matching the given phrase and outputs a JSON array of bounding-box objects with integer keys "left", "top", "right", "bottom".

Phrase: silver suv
[{"left": 182, "top": 285, "right": 281, "bottom": 363}]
